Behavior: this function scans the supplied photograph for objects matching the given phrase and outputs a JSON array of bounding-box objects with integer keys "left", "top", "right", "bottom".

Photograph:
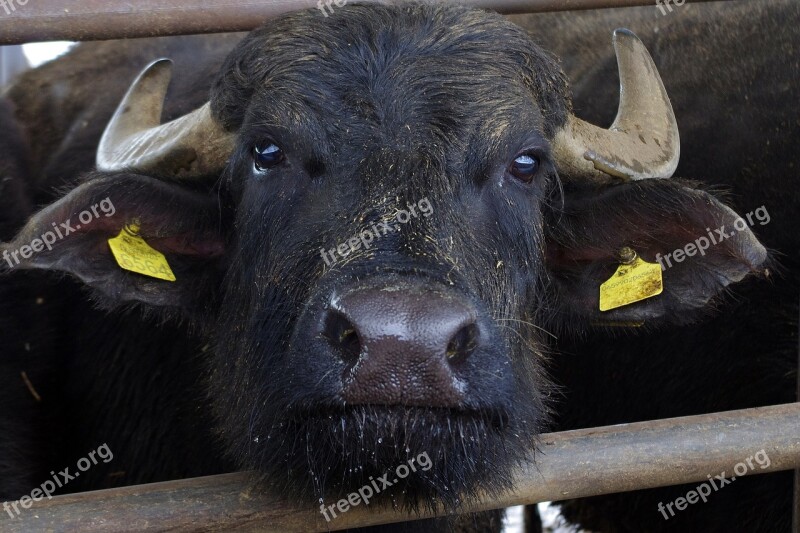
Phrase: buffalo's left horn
[
  {"left": 96, "top": 58, "right": 235, "bottom": 178},
  {"left": 552, "top": 29, "right": 680, "bottom": 182}
]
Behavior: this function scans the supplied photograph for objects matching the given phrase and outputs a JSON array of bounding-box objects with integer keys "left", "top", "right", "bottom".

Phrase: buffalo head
[{"left": 3, "top": 3, "right": 765, "bottom": 512}]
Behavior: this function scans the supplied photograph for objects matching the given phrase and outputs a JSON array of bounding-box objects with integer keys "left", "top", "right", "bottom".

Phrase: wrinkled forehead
[
  {"left": 248, "top": 55, "right": 543, "bottom": 152},
  {"left": 222, "top": 7, "right": 554, "bottom": 152}
]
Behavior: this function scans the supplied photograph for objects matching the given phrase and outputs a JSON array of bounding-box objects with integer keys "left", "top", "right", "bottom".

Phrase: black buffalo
[
  {"left": 512, "top": 0, "right": 798, "bottom": 530},
  {"left": 0, "top": 3, "right": 771, "bottom": 531}
]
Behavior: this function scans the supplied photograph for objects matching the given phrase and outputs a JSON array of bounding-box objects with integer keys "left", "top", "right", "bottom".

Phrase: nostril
[
  {"left": 323, "top": 310, "right": 362, "bottom": 364},
  {"left": 446, "top": 322, "right": 479, "bottom": 364}
]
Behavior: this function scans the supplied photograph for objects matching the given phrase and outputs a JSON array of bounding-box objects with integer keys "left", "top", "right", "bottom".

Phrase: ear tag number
[
  {"left": 107, "top": 223, "right": 176, "bottom": 282},
  {"left": 599, "top": 247, "right": 662, "bottom": 312}
]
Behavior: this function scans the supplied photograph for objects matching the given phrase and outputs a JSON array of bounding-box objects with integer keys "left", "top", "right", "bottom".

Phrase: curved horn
[
  {"left": 552, "top": 29, "right": 680, "bottom": 182},
  {"left": 97, "top": 59, "right": 236, "bottom": 178}
]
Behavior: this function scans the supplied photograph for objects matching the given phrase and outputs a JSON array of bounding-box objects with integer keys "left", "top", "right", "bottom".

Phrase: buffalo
[{"left": 0, "top": 3, "right": 772, "bottom": 531}]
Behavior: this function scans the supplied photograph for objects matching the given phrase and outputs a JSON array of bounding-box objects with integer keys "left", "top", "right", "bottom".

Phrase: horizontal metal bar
[
  {"left": 0, "top": 0, "right": 732, "bottom": 45},
  {"left": 3, "top": 402, "right": 799, "bottom": 532}
]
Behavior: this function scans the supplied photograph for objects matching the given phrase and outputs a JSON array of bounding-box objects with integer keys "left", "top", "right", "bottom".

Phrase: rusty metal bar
[
  {"left": 3, "top": 402, "right": 799, "bottom": 532},
  {"left": 0, "top": 0, "right": 732, "bottom": 45}
]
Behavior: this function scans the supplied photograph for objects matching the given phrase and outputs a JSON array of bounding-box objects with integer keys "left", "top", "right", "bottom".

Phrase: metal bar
[
  {"left": 0, "top": 0, "right": 732, "bottom": 45},
  {"left": 3, "top": 403, "right": 799, "bottom": 532}
]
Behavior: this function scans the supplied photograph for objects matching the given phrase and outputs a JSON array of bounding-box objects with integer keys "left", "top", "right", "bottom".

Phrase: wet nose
[{"left": 322, "top": 286, "right": 480, "bottom": 407}]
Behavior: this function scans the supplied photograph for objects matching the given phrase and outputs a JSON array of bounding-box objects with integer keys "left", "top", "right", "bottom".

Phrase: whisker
[{"left": 493, "top": 317, "right": 557, "bottom": 339}]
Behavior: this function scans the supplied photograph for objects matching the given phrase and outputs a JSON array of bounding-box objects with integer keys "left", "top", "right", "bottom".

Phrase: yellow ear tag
[
  {"left": 599, "top": 247, "right": 662, "bottom": 312},
  {"left": 107, "top": 223, "right": 176, "bottom": 282}
]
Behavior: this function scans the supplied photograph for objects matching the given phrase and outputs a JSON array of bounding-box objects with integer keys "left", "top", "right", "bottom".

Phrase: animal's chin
[{"left": 246, "top": 404, "right": 540, "bottom": 512}]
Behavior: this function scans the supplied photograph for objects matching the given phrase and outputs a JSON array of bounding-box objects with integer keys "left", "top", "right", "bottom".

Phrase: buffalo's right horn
[
  {"left": 96, "top": 59, "right": 236, "bottom": 178},
  {"left": 552, "top": 29, "right": 680, "bottom": 182}
]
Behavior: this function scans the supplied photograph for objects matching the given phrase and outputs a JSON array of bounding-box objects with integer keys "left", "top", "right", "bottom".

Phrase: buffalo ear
[
  {"left": 544, "top": 179, "right": 768, "bottom": 326},
  {"left": 1, "top": 173, "right": 227, "bottom": 310}
]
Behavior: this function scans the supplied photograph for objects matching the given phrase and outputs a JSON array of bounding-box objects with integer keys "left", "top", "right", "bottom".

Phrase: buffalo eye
[
  {"left": 509, "top": 153, "right": 540, "bottom": 183},
  {"left": 253, "top": 143, "right": 285, "bottom": 171}
]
